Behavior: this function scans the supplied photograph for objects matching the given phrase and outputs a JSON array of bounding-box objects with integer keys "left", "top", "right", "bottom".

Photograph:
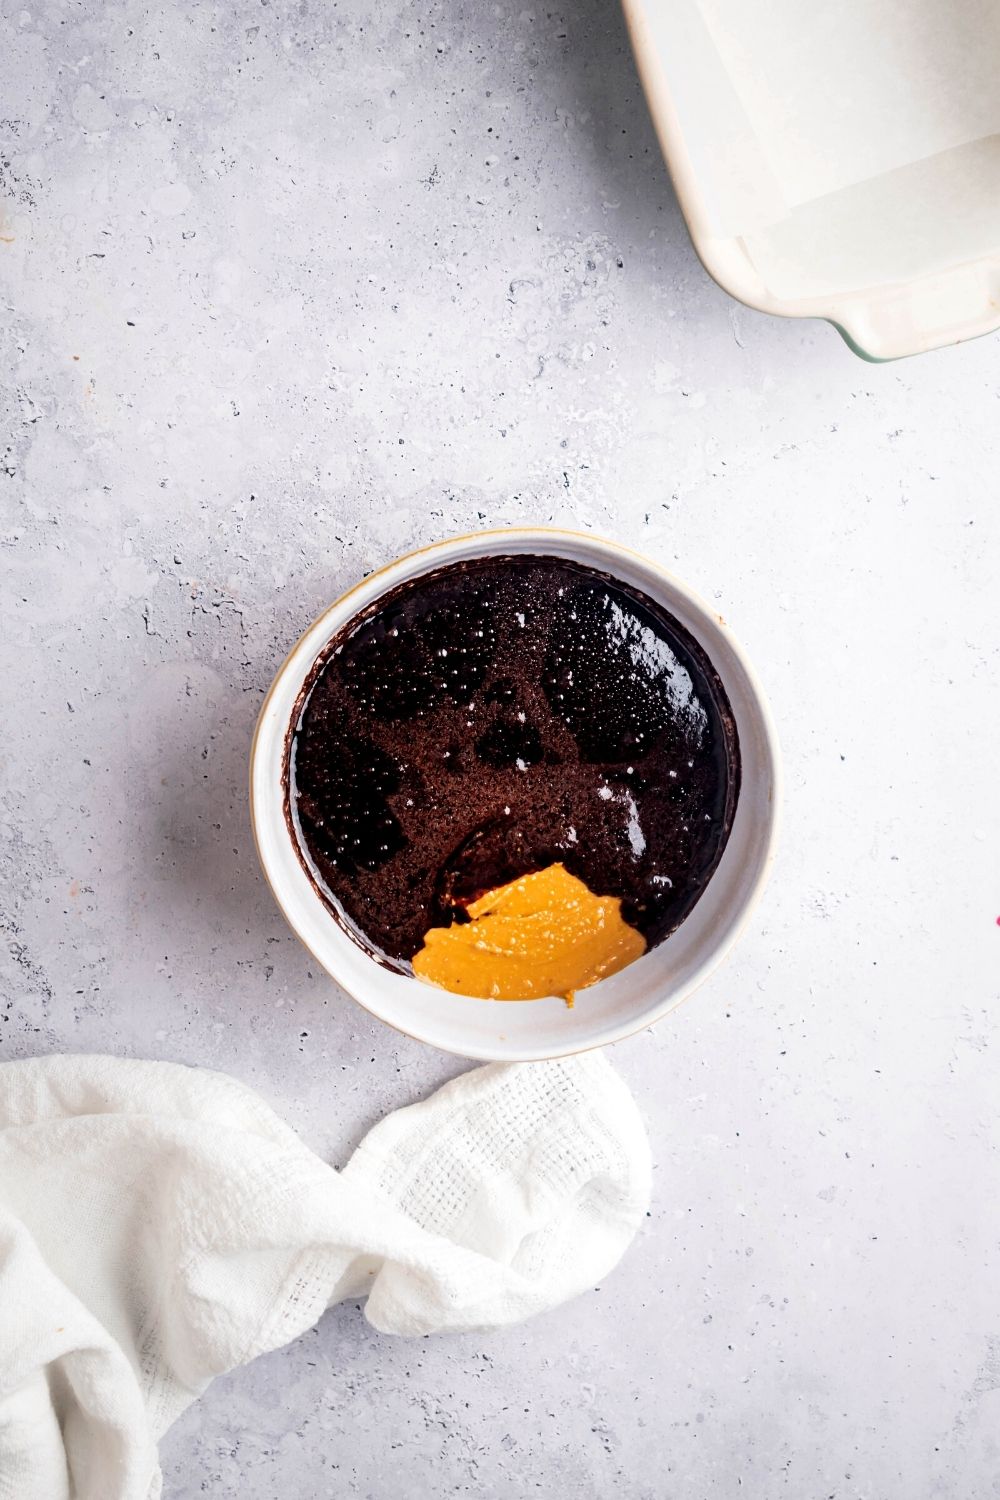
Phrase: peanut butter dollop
[{"left": 412, "top": 862, "right": 645, "bottom": 1002}]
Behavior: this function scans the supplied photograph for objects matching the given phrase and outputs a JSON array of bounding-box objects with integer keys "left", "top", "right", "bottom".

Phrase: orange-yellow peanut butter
[{"left": 412, "top": 862, "right": 645, "bottom": 1002}]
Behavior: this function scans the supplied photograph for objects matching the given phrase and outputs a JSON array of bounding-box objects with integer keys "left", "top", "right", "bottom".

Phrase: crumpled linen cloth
[{"left": 0, "top": 1052, "right": 650, "bottom": 1500}]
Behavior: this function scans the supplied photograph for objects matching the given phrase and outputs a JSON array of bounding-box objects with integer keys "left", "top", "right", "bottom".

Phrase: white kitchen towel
[{"left": 0, "top": 1052, "right": 650, "bottom": 1500}]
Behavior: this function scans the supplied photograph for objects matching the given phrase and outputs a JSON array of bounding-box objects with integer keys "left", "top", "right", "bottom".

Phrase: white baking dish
[{"left": 622, "top": 0, "right": 1000, "bottom": 360}]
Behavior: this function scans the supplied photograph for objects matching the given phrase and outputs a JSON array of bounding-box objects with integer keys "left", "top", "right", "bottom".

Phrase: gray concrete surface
[{"left": 2, "top": 1, "right": 998, "bottom": 1496}]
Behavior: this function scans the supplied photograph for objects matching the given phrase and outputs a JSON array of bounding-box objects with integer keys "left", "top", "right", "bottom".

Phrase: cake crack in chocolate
[{"left": 285, "top": 556, "right": 741, "bottom": 971}]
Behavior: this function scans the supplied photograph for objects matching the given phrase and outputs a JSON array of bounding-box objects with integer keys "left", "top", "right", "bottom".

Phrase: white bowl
[{"left": 250, "top": 529, "right": 780, "bottom": 1061}]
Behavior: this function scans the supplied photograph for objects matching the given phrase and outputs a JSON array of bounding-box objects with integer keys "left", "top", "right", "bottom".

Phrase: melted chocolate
[{"left": 285, "top": 556, "right": 741, "bottom": 968}]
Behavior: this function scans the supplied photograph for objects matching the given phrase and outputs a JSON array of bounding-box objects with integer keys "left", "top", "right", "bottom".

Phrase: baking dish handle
[{"left": 832, "top": 261, "right": 1000, "bottom": 361}]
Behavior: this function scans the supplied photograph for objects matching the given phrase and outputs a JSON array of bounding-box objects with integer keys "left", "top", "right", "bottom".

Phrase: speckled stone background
[{"left": 2, "top": 0, "right": 999, "bottom": 1495}]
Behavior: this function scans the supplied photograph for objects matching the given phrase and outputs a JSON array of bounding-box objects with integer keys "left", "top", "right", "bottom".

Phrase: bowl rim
[{"left": 249, "top": 525, "right": 782, "bottom": 1059}]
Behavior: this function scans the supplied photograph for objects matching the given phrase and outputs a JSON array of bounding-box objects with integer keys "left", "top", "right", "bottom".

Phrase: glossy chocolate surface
[{"left": 285, "top": 556, "right": 741, "bottom": 967}]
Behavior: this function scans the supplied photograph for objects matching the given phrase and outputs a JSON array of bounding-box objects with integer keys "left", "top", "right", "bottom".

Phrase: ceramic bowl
[{"left": 250, "top": 528, "right": 780, "bottom": 1061}]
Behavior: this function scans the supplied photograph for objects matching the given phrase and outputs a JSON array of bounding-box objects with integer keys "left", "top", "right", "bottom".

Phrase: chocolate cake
[{"left": 284, "top": 555, "right": 741, "bottom": 972}]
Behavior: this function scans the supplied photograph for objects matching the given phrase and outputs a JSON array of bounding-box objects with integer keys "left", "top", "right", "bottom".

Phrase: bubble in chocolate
[{"left": 285, "top": 556, "right": 741, "bottom": 968}]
